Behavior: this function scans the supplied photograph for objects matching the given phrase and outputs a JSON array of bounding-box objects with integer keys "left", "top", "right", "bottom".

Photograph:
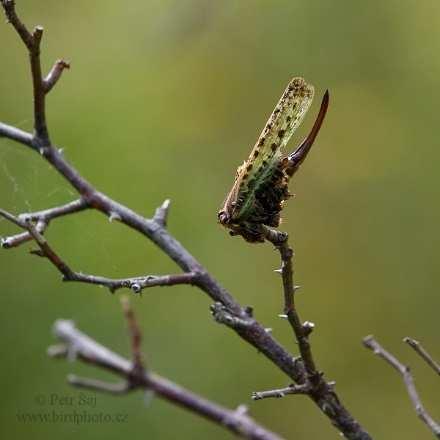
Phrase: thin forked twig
[
  {"left": 0, "top": 208, "right": 197, "bottom": 294},
  {"left": 49, "top": 307, "right": 283, "bottom": 440},
  {"left": 0, "top": 121, "right": 34, "bottom": 147},
  {"left": 0, "top": 198, "right": 88, "bottom": 248},
  {"left": 363, "top": 335, "right": 440, "bottom": 439}
]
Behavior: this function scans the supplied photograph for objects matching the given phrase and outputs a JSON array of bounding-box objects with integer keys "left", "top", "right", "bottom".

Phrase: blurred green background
[{"left": 0, "top": 1, "right": 439, "bottom": 439}]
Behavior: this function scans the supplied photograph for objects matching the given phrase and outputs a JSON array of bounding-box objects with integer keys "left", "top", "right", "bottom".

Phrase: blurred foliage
[{"left": 0, "top": 1, "right": 439, "bottom": 439}]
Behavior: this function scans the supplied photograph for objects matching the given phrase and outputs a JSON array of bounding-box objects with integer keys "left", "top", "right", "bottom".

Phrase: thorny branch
[
  {"left": 363, "top": 336, "right": 440, "bottom": 438},
  {"left": 0, "top": 2, "right": 372, "bottom": 439},
  {"left": 0, "top": 207, "right": 198, "bottom": 294},
  {"left": 48, "top": 300, "right": 282, "bottom": 440},
  {"left": 253, "top": 227, "right": 336, "bottom": 414},
  {"left": 263, "top": 228, "right": 318, "bottom": 380}
]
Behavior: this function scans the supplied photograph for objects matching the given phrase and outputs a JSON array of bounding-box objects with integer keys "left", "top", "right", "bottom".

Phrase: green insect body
[{"left": 218, "top": 77, "right": 329, "bottom": 243}]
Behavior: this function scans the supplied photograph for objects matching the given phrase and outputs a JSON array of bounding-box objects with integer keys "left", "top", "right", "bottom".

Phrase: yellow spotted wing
[{"left": 223, "top": 77, "right": 315, "bottom": 223}]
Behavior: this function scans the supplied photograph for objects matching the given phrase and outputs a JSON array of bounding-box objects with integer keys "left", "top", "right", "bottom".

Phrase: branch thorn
[
  {"left": 109, "top": 212, "right": 121, "bottom": 222},
  {"left": 153, "top": 198, "right": 171, "bottom": 227}
]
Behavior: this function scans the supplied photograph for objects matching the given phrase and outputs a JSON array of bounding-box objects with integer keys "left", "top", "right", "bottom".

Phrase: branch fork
[
  {"left": 49, "top": 301, "right": 282, "bottom": 440},
  {"left": 0, "top": 207, "right": 198, "bottom": 294},
  {"left": 1, "top": 198, "right": 88, "bottom": 248}
]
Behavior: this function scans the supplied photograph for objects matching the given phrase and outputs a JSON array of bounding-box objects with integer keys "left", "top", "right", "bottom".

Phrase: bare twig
[
  {"left": 19, "top": 199, "right": 87, "bottom": 221},
  {"left": 2, "top": 0, "right": 49, "bottom": 143},
  {"left": 1, "top": 198, "right": 88, "bottom": 248},
  {"left": 0, "top": 121, "right": 35, "bottom": 148},
  {"left": 363, "top": 335, "right": 440, "bottom": 438},
  {"left": 1, "top": 0, "right": 33, "bottom": 48},
  {"left": 0, "top": 208, "right": 24, "bottom": 228},
  {"left": 62, "top": 272, "right": 198, "bottom": 294},
  {"left": 0, "top": 3, "right": 372, "bottom": 439},
  {"left": 50, "top": 318, "right": 283, "bottom": 440},
  {"left": 261, "top": 227, "right": 343, "bottom": 431},
  {"left": 404, "top": 337, "right": 440, "bottom": 376},
  {"left": 0, "top": 212, "right": 76, "bottom": 279},
  {"left": 252, "top": 384, "right": 311, "bottom": 401},
  {"left": 43, "top": 59, "right": 70, "bottom": 93},
  {"left": 0, "top": 208, "right": 197, "bottom": 293}
]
